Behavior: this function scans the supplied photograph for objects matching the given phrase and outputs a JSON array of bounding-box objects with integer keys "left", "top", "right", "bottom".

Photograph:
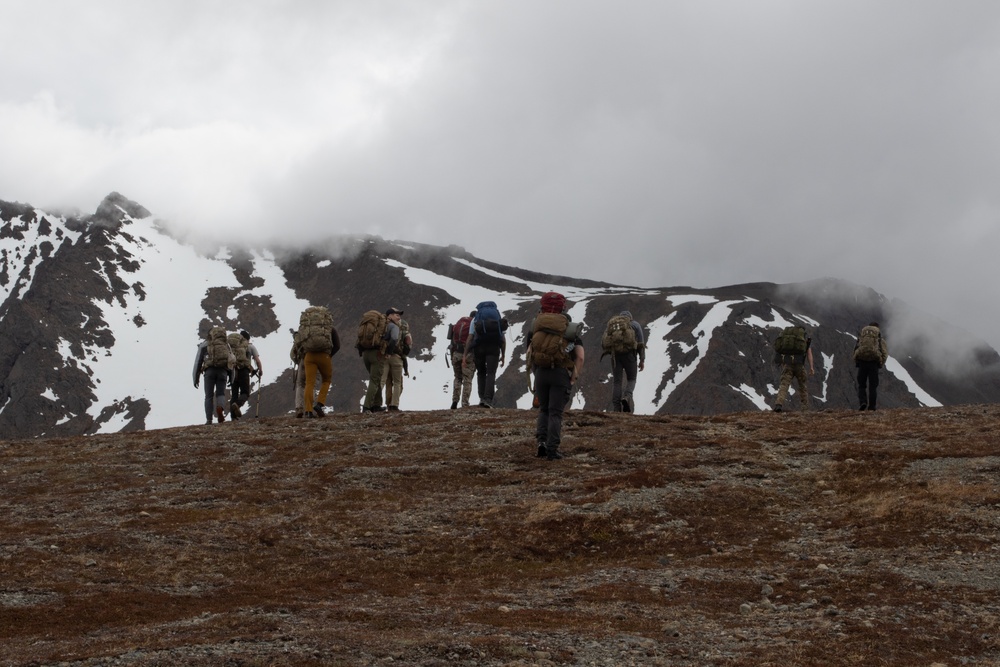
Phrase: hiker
[
  {"left": 289, "top": 332, "right": 314, "bottom": 418},
  {"left": 854, "top": 322, "right": 889, "bottom": 411},
  {"left": 448, "top": 311, "right": 476, "bottom": 409},
  {"left": 357, "top": 309, "right": 390, "bottom": 413},
  {"left": 772, "top": 325, "right": 815, "bottom": 412},
  {"left": 193, "top": 324, "right": 233, "bottom": 424},
  {"left": 228, "top": 330, "right": 263, "bottom": 420},
  {"left": 527, "top": 292, "right": 585, "bottom": 460},
  {"left": 463, "top": 301, "right": 508, "bottom": 408},
  {"left": 296, "top": 306, "right": 340, "bottom": 418},
  {"left": 382, "top": 310, "right": 410, "bottom": 412},
  {"left": 601, "top": 311, "right": 646, "bottom": 413}
]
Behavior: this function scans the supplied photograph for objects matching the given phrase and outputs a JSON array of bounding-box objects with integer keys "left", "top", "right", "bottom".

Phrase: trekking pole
[{"left": 256, "top": 373, "right": 262, "bottom": 418}]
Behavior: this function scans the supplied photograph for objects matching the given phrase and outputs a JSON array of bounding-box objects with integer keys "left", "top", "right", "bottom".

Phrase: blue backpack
[{"left": 474, "top": 301, "right": 507, "bottom": 345}]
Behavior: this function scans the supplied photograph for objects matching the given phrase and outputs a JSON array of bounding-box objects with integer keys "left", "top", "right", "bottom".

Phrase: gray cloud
[{"left": 3, "top": 0, "right": 1000, "bottom": 349}]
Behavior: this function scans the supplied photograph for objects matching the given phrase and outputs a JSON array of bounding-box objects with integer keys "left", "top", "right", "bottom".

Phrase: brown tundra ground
[{"left": 2, "top": 404, "right": 1000, "bottom": 666}]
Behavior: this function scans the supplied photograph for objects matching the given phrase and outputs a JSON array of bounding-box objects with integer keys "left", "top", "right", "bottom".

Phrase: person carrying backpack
[
  {"left": 193, "top": 324, "right": 234, "bottom": 424},
  {"left": 356, "top": 309, "right": 391, "bottom": 412},
  {"left": 228, "top": 330, "right": 263, "bottom": 420},
  {"left": 296, "top": 306, "right": 340, "bottom": 417},
  {"left": 447, "top": 310, "right": 476, "bottom": 409},
  {"left": 854, "top": 321, "right": 889, "bottom": 410},
  {"left": 462, "top": 301, "right": 508, "bottom": 408},
  {"left": 600, "top": 311, "right": 646, "bottom": 413},
  {"left": 772, "top": 325, "right": 815, "bottom": 412},
  {"left": 526, "top": 292, "right": 585, "bottom": 460},
  {"left": 382, "top": 311, "right": 410, "bottom": 411}
]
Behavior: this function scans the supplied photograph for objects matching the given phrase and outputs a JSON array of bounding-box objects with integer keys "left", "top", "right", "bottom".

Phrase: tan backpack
[
  {"left": 356, "top": 310, "right": 388, "bottom": 352},
  {"left": 529, "top": 313, "right": 576, "bottom": 369},
  {"left": 227, "top": 333, "right": 251, "bottom": 368},
  {"left": 298, "top": 306, "right": 334, "bottom": 354},
  {"left": 203, "top": 326, "right": 233, "bottom": 369}
]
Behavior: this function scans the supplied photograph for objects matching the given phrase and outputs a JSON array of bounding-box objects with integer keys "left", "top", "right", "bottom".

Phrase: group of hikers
[
  {"left": 772, "top": 321, "right": 889, "bottom": 412},
  {"left": 193, "top": 293, "right": 891, "bottom": 448}
]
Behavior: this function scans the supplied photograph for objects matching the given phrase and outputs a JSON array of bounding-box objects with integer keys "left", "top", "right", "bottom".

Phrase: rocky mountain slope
[
  {"left": 3, "top": 405, "right": 1000, "bottom": 665},
  {"left": 2, "top": 193, "right": 1000, "bottom": 440}
]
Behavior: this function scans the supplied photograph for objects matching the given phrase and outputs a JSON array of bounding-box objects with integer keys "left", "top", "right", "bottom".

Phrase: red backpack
[{"left": 448, "top": 316, "right": 473, "bottom": 351}]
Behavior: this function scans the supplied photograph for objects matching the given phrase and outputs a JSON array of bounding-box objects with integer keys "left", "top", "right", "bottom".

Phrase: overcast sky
[{"left": 3, "top": 1, "right": 999, "bottom": 348}]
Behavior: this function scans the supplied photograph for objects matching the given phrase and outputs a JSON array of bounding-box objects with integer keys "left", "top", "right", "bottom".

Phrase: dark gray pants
[
  {"left": 203, "top": 367, "right": 229, "bottom": 421},
  {"left": 474, "top": 345, "right": 501, "bottom": 405},
  {"left": 610, "top": 352, "right": 638, "bottom": 410},
  {"left": 534, "top": 367, "right": 572, "bottom": 454},
  {"left": 857, "top": 361, "right": 880, "bottom": 410}
]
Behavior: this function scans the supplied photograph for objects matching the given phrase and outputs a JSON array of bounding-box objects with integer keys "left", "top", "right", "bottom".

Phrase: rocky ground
[{"left": 2, "top": 403, "right": 1000, "bottom": 666}]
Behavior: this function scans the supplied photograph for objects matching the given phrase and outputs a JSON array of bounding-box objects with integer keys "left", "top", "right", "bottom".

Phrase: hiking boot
[
  {"left": 230, "top": 402, "right": 241, "bottom": 420},
  {"left": 388, "top": 406, "right": 400, "bottom": 412},
  {"left": 537, "top": 443, "right": 547, "bottom": 458},
  {"left": 295, "top": 409, "right": 304, "bottom": 418},
  {"left": 773, "top": 404, "right": 783, "bottom": 412},
  {"left": 216, "top": 406, "right": 225, "bottom": 422},
  {"left": 304, "top": 411, "right": 316, "bottom": 418},
  {"left": 367, "top": 406, "right": 387, "bottom": 413},
  {"left": 314, "top": 403, "right": 325, "bottom": 418},
  {"left": 546, "top": 451, "right": 564, "bottom": 461},
  {"left": 450, "top": 401, "right": 458, "bottom": 410},
  {"left": 205, "top": 419, "right": 212, "bottom": 425},
  {"left": 620, "top": 399, "right": 630, "bottom": 413}
]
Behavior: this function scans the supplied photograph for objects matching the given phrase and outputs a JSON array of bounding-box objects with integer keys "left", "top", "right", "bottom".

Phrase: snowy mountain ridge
[{"left": 2, "top": 193, "right": 998, "bottom": 439}]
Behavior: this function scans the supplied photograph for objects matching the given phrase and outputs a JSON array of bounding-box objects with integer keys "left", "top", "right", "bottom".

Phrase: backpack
[
  {"left": 297, "top": 306, "right": 334, "bottom": 353},
  {"left": 540, "top": 292, "right": 566, "bottom": 314},
  {"left": 448, "top": 316, "right": 473, "bottom": 352},
  {"left": 855, "top": 325, "right": 883, "bottom": 362},
  {"left": 227, "top": 333, "right": 251, "bottom": 369},
  {"left": 601, "top": 314, "right": 637, "bottom": 354},
  {"left": 204, "top": 326, "right": 233, "bottom": 369},
  {"left": 774, "top": 326, "right": 808, "bottom": 355},
  {"left": 398, "top": 319, "right": 412, "bottom": 357},
  {"left": 529, "top": 313, "right": 576, "bottom": 369},
  {"left": 473, "top": 301, "right": 507, "bottom": 345},
  {"left": 356, "top": 310, "right": 388, "bottom": 352}
]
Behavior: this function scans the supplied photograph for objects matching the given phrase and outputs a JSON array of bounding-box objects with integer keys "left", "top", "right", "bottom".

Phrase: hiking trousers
[
  {"left": 303, "top": 352, "right": 332, "bottom": 413},
  {"left": 233, "top": 367, "right": 254, "bottom": 407},
  {"left": 362, "top": 349, "right": 385, "bottom": 410},
  {"left": 610, "top": 352, "right": 638, "bottom": 411},
  {"left": 776, "top": 363, "right": 809, "bottom": 409},
  {"left": 294, "top": 363, "right": 322, "bottom": 414},
  {"left": 381, "top": 354, "right": 405, "bottom": 407},
  {"left": 451, "top": 350, "right": 475, "bottom": 407},
  {"left": 857, "top": 361, "right": 880, "bottom": 410},
  {"left": 474, "top": 345, "right": 502, "bottom": 406},
  {"left": 202, "top": 366, "right": 229, "bottom": 422},
  {"left": 534, "top": 366, "right": 572, "bottom": 455}
]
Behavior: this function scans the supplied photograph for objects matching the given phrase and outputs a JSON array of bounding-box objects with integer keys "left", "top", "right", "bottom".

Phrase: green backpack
[
  {"left": 774, "top": 326, "right": 808, "bottom": 356},
  {"left": 356, "top": 310, "right": 388, "bottom": 352},
  {"left": 530, "top": 313, "right": 576, "bottom": 369},
  {"left": 398, "top": 319, "right": 412, "bottom": 357}
]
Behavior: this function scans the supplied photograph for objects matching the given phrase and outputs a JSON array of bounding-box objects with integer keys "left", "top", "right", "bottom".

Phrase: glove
[{"left": 194, "top": 380, "right": 200, "bottom": 389}]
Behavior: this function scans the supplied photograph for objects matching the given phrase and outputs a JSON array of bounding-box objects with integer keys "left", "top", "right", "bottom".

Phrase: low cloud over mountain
[{"left": 2, "top": 193, "right": 999, "bottom": 440}]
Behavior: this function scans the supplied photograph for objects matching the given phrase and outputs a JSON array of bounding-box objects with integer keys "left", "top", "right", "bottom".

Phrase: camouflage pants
[
  {"left": 776, "top": 363, "right": 809, "bottom": 409},
  {"left": 451, "top": 350, "right": 475, "bottom": 407}
]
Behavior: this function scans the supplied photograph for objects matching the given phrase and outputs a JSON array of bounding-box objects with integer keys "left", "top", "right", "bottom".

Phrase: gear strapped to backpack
[
  {"left": 773, "top": 325, "right": 808, "bottom": 364},
  {"left": 356, "top": 310, "right": 388, "bottom": 353},
  {"left": 227, "top": 333, "right": 252, "bottom": 369},
  {"left": 204, "top": 326, "right": 233, "bottom": 369},
  {"left": 855, "top": 325, "right": 883, "bottom": 362},
  {"left": 297, "top": 306, "right": 335, "bottom": 354},
  {"left": 473, "top": 301, "right": 507, "bottom": 345},
  {"left": 398, "top": 319, "right": 412, "bottom": 357},
  {"left": 601, "top": 314, "right": 637, "bottom": 355},
  {"left": 530, "top": 312, "right": 577, "bottom": 369}
]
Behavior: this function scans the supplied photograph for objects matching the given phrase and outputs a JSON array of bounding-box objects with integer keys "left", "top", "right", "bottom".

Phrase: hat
[
  {"left": 240, "top": 330, "right": 250, "bottom": 340},
  {"left": 386, "top": 307, "right": 404, "bottom": 316}
]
